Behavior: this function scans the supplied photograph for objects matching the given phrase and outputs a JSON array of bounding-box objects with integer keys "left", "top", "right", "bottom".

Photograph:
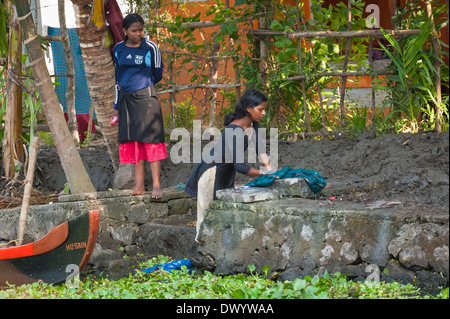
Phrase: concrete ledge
[
  {"left": 57, "top": 187, "right": 191, "bottom": 202},
  {"left": 217, "top": 187, "right": 279, "bottom": 203},
  {"left": 273, "top": 178, "right": 315, "bottom": 198},
  {"left": 197, "top": 196, "right": 449, "bottom": 292},
  {"left": 216, "top": 177, "right": 316, "bottom": 203}
]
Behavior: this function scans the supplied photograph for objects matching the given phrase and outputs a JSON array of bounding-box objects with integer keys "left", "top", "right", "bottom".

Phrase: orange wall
[
  {"left": 155, "top": 0, "right": 237, "bottom": 124},
  {"left": 154, "top": 0, "right": 312, "bottom": 125}
]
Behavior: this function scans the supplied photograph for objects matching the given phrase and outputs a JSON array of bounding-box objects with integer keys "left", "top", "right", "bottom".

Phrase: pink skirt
[{"left": 119, "top": 141, "right": 167, "bottom": 164}]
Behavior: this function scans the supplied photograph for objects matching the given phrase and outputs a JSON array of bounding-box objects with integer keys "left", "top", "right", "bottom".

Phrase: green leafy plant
[
  {"left": 374, "top": 0, "right": 449, "bottom": 133},
  {"left": 0, "top": 4, "right": 8, "bottom": 64},
  {"left": 165, "top": 98, "right": 197, "bottom": 129},
  {"left": 0, "top": 65, "right": 6, "bottom": 143},
  {"left": 0, "top": 256, "right": 446, "bottom": 299},
  {"left": 347, "top": 106, "right": 369, "bottom": 133},
  {"left": 141, "top": 0, "right": 448, "bottom": 136},
  {"left": 374, "top": 20, "right": 435, "bottom": 132}
]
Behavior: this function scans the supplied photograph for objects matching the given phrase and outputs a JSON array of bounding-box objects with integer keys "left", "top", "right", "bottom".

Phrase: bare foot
[
  {"left": 151, "top": 187, "right": 163, "bottom": 199},
  {"left": 131, "top": 187, "right": 145, "bottom": 195}
]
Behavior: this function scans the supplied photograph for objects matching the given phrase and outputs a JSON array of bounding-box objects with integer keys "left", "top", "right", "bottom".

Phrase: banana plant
[
  {"left": 0, "top": 4, "right": 8, "bottom": 144},
  {"left": 0, "top": 67, "right": 6, "bottom": 142},
  {"left": 0, "top": 4, "right": 7, "bottom": 63}
]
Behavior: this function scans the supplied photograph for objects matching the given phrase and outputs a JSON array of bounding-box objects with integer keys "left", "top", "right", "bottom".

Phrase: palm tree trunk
[
  {"left": 14, "top": 0, "right": 96, "bottom": 194},
  {"left": 71, "top": 0, "right": 120, "bottom": 172},
  {"left": 2, "top": 11, "right": 22, "bottom": 179}
]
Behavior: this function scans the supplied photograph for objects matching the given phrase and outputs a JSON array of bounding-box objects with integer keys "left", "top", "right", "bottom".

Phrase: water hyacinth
[{"left": 0, "top": 255, "right": 446, "bottom": 300}]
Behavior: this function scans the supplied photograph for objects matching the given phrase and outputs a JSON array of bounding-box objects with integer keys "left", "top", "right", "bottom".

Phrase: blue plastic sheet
[{"left": 139, "top": 259, "right": 194, "bottom": 274}]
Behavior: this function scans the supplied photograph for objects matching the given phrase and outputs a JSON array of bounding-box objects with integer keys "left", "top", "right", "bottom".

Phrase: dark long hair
[
  {"left": 123, "top": 13, "right": 144, "bottom": 30},
  {"left": 224, "top": 88, "right": 268, "bottom": 126}
]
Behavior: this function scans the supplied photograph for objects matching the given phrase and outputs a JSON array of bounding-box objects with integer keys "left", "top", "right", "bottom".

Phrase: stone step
[
  {"left": 216, "top": 177, "right": 316, "bottom": 203},
  {"left": 216, "top": 187, "right": 279, "bottom": 203}
]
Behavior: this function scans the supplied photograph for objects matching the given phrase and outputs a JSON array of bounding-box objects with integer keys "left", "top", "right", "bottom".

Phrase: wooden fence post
[
  {"left": 17, "top": 136, "right": 40, "bottom": 246},
  {"left": 339, "top": 0, "right": 352, "bottom": 128},
  {"left": 426, "top": 0, "right": 443, "bottom": 133}
]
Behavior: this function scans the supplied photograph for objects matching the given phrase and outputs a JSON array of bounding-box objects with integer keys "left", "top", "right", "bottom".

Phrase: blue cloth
[
  {"left": 47, "top": 27, "right": 93, "bottom": 117},
  {"left": 140, "top": 259, "right": 194, "bottom": 274},
  {"left": 245, "top": 166, "right": 327, "bottom": 194}
]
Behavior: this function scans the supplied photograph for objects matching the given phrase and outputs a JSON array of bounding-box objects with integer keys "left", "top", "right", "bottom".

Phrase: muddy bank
[{"left": 24, "top": 130, "right": 448, "bottom": 213}]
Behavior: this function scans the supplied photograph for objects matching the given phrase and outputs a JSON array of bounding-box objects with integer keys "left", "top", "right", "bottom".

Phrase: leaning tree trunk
[
  {"left": 71, "top": 0, "right": 120, "bottom": 172},
  {"left": 14, "top": 0, "right": 96, "bottom": 194}
]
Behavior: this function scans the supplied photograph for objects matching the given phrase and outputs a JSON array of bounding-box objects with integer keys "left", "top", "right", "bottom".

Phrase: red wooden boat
[{"left": 0, "top": 210, "right": 99, "bottom": 287}]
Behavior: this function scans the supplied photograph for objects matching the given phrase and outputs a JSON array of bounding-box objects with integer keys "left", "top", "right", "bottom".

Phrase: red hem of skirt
[{"left": 119, "top": 141, "right": 167, "bottom": 165}]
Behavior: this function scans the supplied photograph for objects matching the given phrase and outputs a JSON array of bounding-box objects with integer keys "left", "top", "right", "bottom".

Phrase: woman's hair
[
  {"left": 123, "top": 13, "right": 145, "bottom": 30},
  {"left": 224, "top": 88, "right": 268, "bottom": 126}
]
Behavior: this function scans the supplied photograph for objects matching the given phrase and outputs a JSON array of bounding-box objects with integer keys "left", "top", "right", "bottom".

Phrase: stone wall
[
  {"left": 0, "top": 188, "right": 200, "bottom": 278},
  {"left": 0, "top": 179, "right": 448, "bottom": 292},
  {"left": 196, "top": 181, "right": 448, "bottom": 293}
]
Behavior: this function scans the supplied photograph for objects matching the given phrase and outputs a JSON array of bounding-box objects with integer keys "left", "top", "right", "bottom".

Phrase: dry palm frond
[{"left": 0, "top": 177, "right": 57, "bottom": 209}]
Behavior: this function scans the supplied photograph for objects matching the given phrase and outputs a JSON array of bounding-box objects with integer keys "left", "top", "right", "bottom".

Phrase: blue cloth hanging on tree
[{"left": 244, "top": 166, "right": 327, "bottom": 194}]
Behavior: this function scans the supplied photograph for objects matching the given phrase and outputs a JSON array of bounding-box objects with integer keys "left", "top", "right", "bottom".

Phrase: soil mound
[{"left": 1, "top": 131, "right": 448, "bottom": 213}]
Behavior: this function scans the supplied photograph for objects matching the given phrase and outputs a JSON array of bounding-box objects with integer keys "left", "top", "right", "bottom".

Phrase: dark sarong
[{"left": 117, "top": 86, "right": 165, "bottom": 144}]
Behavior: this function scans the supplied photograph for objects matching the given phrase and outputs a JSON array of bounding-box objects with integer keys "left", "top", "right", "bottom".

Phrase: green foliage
[
  {"left": 0, "top": 65, "right": 7, "bottom": 142},
  {"left": 374, "top": 17, "right": 448, "bottom": 132},
  {"left": 0, "top": 50, "right": 43, "bottom": 156},
  {"left": 120, "top": 0, "right": 449, "bottom": 135},
  {"left": 372, "top": 0, "right": 449, "bottom": 133},
  {"left": 347, "top": 106, "right": 369, "bottom": 133},
  {"left": 21, "top": 63, "right": 43, "bottom": 148},
  {"left": 165, "top": 98, "right": 197, "bottom": 129},
  {"left": 221, "top": 0, "right": 372, "bottom": 134},
  {"left": 393, "top": 0, "right": 448, "bottom": 32},
  {"left": 0, "top": 4, "right": 8, "bottom": 64},
  {"left": 436, "top": 287, "right": 449, "bottom": 299},
  {"left": 63, "top": 182, "right": 70, "bottom": 194},
  {"left": 0, "top": 256, "right": 446, "bottom": 299},
  {"left": 36, "top": 131, "right": 54, "bottom": 145},
  {"left": 1, "top": 0, "right": 447, "bottom": 159},
  {"left": 309, "top": 0, "right": 369, "bottom": 70}
]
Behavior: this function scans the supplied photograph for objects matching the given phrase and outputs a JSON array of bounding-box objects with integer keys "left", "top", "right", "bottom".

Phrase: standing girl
[{"left": 112, "top": 13, "right": 166, "bottom": 199}]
